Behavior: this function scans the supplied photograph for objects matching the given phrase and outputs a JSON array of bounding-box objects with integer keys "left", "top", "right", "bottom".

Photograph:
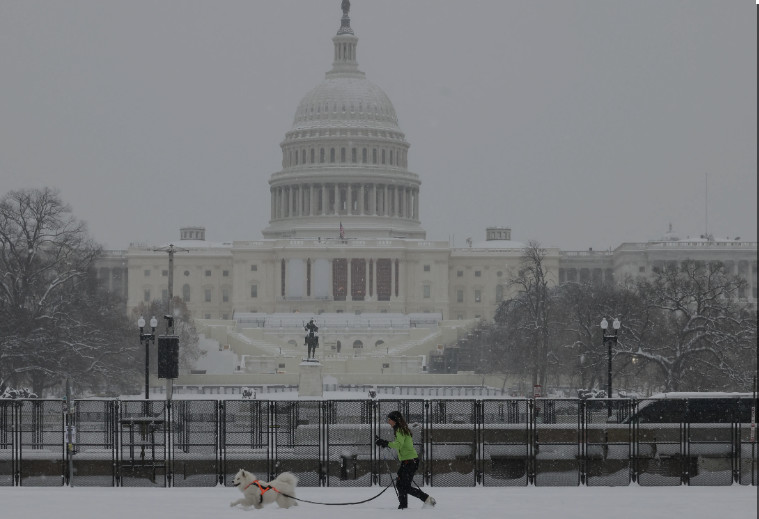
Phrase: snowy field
[{"left": 0, "top": 485, "right": 755, "bottom": 519}]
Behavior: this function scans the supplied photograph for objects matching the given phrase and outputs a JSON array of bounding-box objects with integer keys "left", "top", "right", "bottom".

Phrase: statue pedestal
[{"left": 298, "top": 360, "right": 323, "bottom": 397}]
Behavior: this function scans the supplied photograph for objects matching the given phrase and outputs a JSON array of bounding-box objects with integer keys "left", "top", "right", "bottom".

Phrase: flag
[{"left": 339, "top": 221, "right": 345, "bottom": 239}]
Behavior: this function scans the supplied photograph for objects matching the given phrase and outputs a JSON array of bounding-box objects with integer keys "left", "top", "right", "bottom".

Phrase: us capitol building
[{"left": 96, "top": 3, "right": 756, "bottom": 389}]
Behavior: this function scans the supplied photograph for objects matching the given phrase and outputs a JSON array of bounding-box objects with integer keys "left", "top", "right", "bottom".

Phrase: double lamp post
[
  {"left": 601, "top": 317, "right": 621, "bottom": 417},
  {"left": 138, "top": 316, "right": 158, "bottom": 400}
]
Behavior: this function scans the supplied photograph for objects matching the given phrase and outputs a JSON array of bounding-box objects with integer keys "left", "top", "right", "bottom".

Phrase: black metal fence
[{"left": 0, "top": 398, "right": 755, "bottom": 487}]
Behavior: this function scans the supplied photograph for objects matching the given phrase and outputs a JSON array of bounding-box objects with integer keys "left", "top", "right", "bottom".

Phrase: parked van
[{"left": 623, "top": 392, "right": 756, "bottom": 424}]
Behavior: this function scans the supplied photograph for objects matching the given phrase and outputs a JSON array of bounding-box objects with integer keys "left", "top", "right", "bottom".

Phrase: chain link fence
[{"left": 0, "top": 397, "right": 755, "bottom": 487}]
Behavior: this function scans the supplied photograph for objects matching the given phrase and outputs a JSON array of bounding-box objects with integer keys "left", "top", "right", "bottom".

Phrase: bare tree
[
  {"left": 493, "top": 241, "right": 557, "bottom": 389},
  {"left": 0, "top": 188, "right": 138, "bottom": 395},
  {"left": 628, "top": 260, "right": 754, "bottom": 391}
]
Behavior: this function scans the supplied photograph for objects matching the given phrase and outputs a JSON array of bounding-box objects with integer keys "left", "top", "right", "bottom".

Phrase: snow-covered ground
[{"left": 0, "top": 485, "right": 755, "bottom": 519}]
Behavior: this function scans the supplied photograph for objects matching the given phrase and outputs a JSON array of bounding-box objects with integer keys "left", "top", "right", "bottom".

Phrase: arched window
[
  {"left": 389, "top": 150, "right": 394, "bottom": 165},
  {"left": 320, "top": 148, "right": 325, "bottom": 163},
  {"left": 381, "top": 149, "right": 386, "bottom": 164},
  {"left": 182, "top": 284, "right": 191, "bottom": 302},
  {"left": 340, "top": 148, "right": 346, "bottom": 162},
  {"left": 362, "top": 148, "right": 367, "bottom": 163},
  {"left": 310, "top": 148, "right": 315, "bottom": 163},
  {"left": 330, "top": 148, "right": 335, "bottom": 162},
  {"left": 372, "top": 149, "right": 377, "bottom": 164},
  {"left": 352, "top": 148, "right": 357, "bottom": 163},
  {"left": 302, "top": 149, "right": 306, "bottom": 164}
]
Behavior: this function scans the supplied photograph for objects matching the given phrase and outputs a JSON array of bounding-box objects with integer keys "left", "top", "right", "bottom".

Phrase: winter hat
[{"left": 387, "top": 411, "right": 403, "bottom": 422}]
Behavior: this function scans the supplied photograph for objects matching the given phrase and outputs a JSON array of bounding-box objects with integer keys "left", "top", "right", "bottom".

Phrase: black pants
[{"left": 396, "top": 458, "right": 428, "bottom": 508}]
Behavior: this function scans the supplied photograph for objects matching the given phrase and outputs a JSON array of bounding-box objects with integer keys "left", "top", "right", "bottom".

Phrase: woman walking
[{"left": 375, "top": 411, "right": 436, "bottom": 510}]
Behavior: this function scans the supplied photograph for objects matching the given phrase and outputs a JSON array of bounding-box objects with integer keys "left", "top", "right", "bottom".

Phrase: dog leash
[{"left": 269, "top": 481, "right": 395, "bottom": 506}]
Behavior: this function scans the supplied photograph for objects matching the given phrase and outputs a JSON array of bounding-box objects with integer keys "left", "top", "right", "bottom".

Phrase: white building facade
[{"left": 98, "top": 4, "right": 755, "bottom": 363}]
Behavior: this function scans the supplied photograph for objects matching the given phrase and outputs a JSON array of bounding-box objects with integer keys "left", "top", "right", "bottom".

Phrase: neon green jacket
[{"left": 387, "top": 429, "right": 418, "bottom": 461}]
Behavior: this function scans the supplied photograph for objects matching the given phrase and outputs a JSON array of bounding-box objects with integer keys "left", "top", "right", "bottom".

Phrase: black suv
[{"left": 624, "top": 393, "right": 756, "bottom": 423}]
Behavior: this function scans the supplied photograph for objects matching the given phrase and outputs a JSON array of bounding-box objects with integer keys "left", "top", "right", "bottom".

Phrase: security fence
[{"left": 0, "top": 398, "right": 755, "bottom": 487}]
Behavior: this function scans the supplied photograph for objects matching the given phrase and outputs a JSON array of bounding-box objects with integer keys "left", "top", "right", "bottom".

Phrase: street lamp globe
[
  {"left": 600, "top": 318, "right": 608, "bottom": 330},
  {"left": 150, "top": 316, "right": 158, "bottom": 329},
  {"left": 138, "top": 316, "right": 145, "bottom": 329},
  {"left": 612, "top": 318, "right": 621, "bottom": 330}
]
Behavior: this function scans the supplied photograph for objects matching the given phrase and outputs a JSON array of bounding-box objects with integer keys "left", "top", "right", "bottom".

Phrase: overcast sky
[{"left": 1, "top": 1, "right": 755, "bottom": 251}]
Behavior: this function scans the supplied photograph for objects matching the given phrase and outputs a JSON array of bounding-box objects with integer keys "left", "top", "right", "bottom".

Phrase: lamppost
[
  {"left": 601, "top": 317, "right": 621, "bottom": 417},
  {"left": 138, "top": 316, "right": 158, "bottom": 400}
]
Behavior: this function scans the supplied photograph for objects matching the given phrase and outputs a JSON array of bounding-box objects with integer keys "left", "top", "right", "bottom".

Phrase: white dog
[{"left": 230, "top": 469, "right": 299, "bottom": 509}]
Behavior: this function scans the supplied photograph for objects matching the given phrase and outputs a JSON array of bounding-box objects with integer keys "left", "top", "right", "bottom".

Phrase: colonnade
[{"left": 271, "top": 183, "right": 419, "bottom": 221}]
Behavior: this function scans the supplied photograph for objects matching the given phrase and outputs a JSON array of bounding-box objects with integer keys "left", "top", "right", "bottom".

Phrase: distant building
[{"left": 95, "top": 4, "right": 756, "bottom": 382}]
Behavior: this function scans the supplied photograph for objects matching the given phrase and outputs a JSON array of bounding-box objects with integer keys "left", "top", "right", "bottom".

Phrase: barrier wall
[{"left": 0, "top": 398, "right": 755, "bottom": 487}]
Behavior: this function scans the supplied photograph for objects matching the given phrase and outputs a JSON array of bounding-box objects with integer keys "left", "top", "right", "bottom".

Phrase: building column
[
  {"left": 321, "top": 184, "right": 327, "bottom": 215},
  {"left": 334, "top": 184, "right": 339, "bottom": 215},
  {"left": 370, "top": 184, "right": 376, "bottom": 215},
  {"left": 384, "top": 185, "right": 389, "bottom": 216},
  {"left": 347, "top": 184, "right": 353, "bottom": 215},
  {"left": 413, "top": 189, "right": 419, "bottom": 220},
  {"left": 359, "top": 184, "right": 365, "bottom": 215},
  {"left": 394, "top": 187, "right": 400, "bottom": 218},
  {"left": 271, "top": 190, "right": 276, "bottom": 220}
]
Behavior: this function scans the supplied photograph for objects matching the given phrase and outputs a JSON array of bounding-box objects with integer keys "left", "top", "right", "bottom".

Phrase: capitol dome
[
  {"left": 290, "top": 77, "right": 401, "bottom": 134},
  {"left": 262, "top": 2, "right": 425, "bottom": 240}
]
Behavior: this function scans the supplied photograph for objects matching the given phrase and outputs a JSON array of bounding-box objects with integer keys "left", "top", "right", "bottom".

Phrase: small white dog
[{"left": 230, "top": 469, "right": 299, "bottom": 509}]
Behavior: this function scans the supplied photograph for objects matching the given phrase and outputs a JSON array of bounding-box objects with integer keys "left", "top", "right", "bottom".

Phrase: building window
[
  {"left": 496, "top": 271, "right": 502, "bottom": 277},
  {"left": 205, "top": 270, "right": 212, "bottom": 277},
  {"left": 496, "top": 285, "right": 504, "bottom": 302},
  {"left": 184, "top": 270, "right": 190, "bottom": 277},
  {"left": 205, "top": 314, "right": 211, "bottom": 319},
  {"left": 372, "top": 148, "right": 377, "bottom": 164},
  {"left": 381, "top": 149, "right": 386, "bottom": 164},
  {"left": 144, "top": 270, "right": 151, "bottom": 277},
  {"left": 639, "top": 266, "right": 646, "bottom": 273},
  {"left": 340, "top": 147, "right": 346, "bottom": 162},
  {"left": 457, "top": 270, "right": 463, "bottom": 277},
  {"left": 222, "top": 314, "right": 228, "bottom": 320},
  {"left": 251, "top": 285, "right": 258, "bottom": 298},
  {"left": 281, "top": 259, "right": 286, "bottom": 297},
  {"left": 223, "top": 270, "right": 229, "bottom": 277},
  {"left": 457, "top": 290, "right": 464, "bottom": 303},
  {"left": 143, "top": 289, "right": 151, "bottom": 302},
  {"left": 222, "top": 288, "right": 229, "bottom": 303},
  {"left": 474, "top": 289, "right": 481, "bottom": 303},
  {"left": 475, "top": 271, "right": 481, "bottom": 277},
  {"left": 377, "top": 258, "right": 391, "bottom": 301},
  {"left": 320, "top": 148, "right": 325, "bottom": 163},
  {"left": 182, "top": 284, "right": 191, "bottom": 302},
  {"left": 351, "top": 259, "right": 366, "bottom": 301},
  {"left": 395, "top": 258, "right": 399, "bottom": 297},
  {"left": 457, "top": 314, "right": 464, "bottom": 320},
  {"left": 352, "top": 148, "right": 357, "bottom": 163},
  {"left": 423, "top": 264, "right": 430, "bottom": 272},
  {"left": 362, "top": 148, "right": 367, "bottom": 163},
  {"left": 250, "top": 264, "right": 258, "bottom": 272},
  {"left": 423, "top": 284, "right": 431, "bottom": 299},
  {"left": 306, "top": 258, "right": 312, "bottom": 297},
  {"left": 333, "top": 258, "right": 348, "bottom": 301},
  {"left": 162, "top": 270, "right": 168, "bottom": 277},
  {"left": 205, "top": 288, "right": 212, "bottom": 302},
  {"left": 330, "top": 148, "right": 335, "bottom": 162}
]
